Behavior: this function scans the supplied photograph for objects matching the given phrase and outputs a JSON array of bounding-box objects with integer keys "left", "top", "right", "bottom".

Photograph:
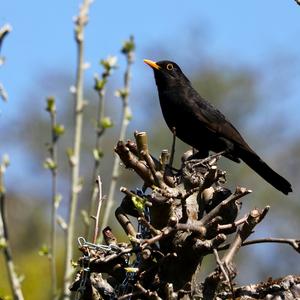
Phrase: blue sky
[{"left": 1, "top": 1, "right": 300, "bottom": 115}]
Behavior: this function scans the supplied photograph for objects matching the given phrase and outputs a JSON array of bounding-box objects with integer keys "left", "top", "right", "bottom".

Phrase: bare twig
[
  {"left": 0, "top": 24, "right": 11, "bottom": 56},
  {"left": 86, "top": 56, "right": 117, "bottom": 238},
  {"left": 101, "top": 37, "right": 135, "bottom": 229},
  {"left": 0, "top": 156, "right": 24, "bottom": 300},
  {"left": 91, "top": 176, "right": 103, "bottom": 243},
  {"left": 0, "top": 24, "right": 12, "bottom": 101},
  {"left": 200, "top": 186, "right": 251, "bottom": 225},
  {"left": 243, "top": 237, "right": 300, "bottom": 252},
  {"left": 45, "top": 96, "right": 64, "bottom": 299},
  {"left": 63, "top": 1, "right": 92, "bottom": 298}
]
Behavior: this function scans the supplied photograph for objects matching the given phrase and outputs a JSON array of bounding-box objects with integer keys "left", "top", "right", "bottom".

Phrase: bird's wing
[{"left": 190, "top": 90, "right": 252, "bottom": 150}]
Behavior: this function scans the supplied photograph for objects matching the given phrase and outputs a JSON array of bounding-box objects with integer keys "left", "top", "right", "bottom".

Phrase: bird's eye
[{"left": 166, "top": 63, "right": 173, "bottom": 71}]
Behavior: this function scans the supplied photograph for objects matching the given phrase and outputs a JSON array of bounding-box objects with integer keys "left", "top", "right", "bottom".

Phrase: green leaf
[
  {"left": 100, "top": 116, "right": 113, "bottom": 129},
  {"left": 71, "top": 260, "right": 78, "bottom": 268},
  {"left": 131, "top": 195, "right": 146, "bottom": 214}
]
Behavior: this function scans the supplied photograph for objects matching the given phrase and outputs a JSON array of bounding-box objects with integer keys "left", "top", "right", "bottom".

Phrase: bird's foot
[{"left": 194, "top": 151, "right": 226, "bottom": 167}]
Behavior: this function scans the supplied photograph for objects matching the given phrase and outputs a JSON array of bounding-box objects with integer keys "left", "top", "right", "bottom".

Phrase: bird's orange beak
[{"left": 144, "top": 59, "right": 161, "bottom": 70}]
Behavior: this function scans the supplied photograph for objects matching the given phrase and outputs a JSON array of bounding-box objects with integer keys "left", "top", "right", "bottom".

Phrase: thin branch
[
  {"left": 0, "top": 24, "right": 11, "bottom": 56},
  {"left": 200, "top": 186, "right": 251, "bottom": 225},
  {"left": 0, "top": 24, "right": 12, "bottom": 101},
  {"left": 45, "top": 96, "right": 62, "bottom": 299},
  {"left": 101, "top": 36, "right": 135, "bottom": 229},
  {"left": 242, "top": 237, "right": 300, "bottom": 252},
  {"left": 216, "top": 237, "right": 300, "bottom": 254},
  {"left": 86, "top": 56, "right": 117, "bottom": 238},
  {"left": 0, "top": 156, "right": 24, "bottom": 300},
  {"left": 91, "top": 176, "right": 103, "bottom": 244},
  {"left": 222, "top": 206, "right": 269, "bottom": 265},
  {"left": 63, "top": 1, "right": 92, "bottom": 298}
]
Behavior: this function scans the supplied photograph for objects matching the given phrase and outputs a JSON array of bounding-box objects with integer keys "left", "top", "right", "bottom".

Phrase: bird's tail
[{"left": 238, "top": 148, "right": 292, "bottom": 195}]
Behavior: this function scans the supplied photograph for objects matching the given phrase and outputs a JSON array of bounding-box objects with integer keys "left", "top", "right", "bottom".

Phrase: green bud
[
  {"left": 53, "top": 124, "right": 65, "bottom": 137},
  {"left": 0, "top": 237, "right": 7, "bottom": 249},
  {"left": 93, "top": 148, "right": 104, "bottom": 162},
  {"left": 100, "top": 116, "right": 113, "bottom": 129},
  {"left": 125, "top": 107, "right": 133, "bottom": 121},
  {"left": 66, "top": 148, "right": 76, "bottom": 166},
  {"left": 121, "top": 36, "right": 135, "bottom": 54},
  {"left": 38, "top": 244, "right": 49, "bottom": 256},
  {"left": 46, "top": 97, "right": 56, "bottom": 113},
  {"left": 43, "top": 158, "right": 57, "bottom": 170},
  {"left": 94, "top": 77, "right": 107, "bottom": 91},
  {"left": 0, "top": 154, "right": 10, "bottom": 176},
  {"left": 54, "top": 194, "right": 62, "bottom": 209},
  {"left": 100, "top": 55, "right": 118, "bottom": 71},
  {"left": 57, "top": 215, "right": 68, "bottom": 231},
  {"left": 115, "top": 88, "right": 129, "bottom": 99}
]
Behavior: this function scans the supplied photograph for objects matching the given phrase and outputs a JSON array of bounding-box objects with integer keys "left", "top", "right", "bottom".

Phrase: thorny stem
[
  {"left": 101, "top": 37, "right": 134, "bottom": 230},
  {"left": 0, "top": 158, "right": 24, "bottom": 300},
  {"left": 63, "top": 0, "right": 92, "bottom": 298}
]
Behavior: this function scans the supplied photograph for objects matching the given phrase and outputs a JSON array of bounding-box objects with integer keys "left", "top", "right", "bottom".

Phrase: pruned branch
[{"left": 70, "top": 133, "right": 299, "bottom": 299}]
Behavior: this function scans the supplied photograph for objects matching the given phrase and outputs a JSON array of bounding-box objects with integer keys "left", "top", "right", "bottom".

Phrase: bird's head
[{"left": 144, "top": 59, "right": 190, "bottom": 89}]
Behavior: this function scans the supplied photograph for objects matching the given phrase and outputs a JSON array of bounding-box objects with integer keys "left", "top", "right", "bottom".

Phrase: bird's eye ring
[{"left": 166, "top": 63, "right": 173, "bottom": 70}]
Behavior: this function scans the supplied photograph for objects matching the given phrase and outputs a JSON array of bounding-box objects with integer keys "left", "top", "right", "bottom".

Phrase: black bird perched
[{"left": 144, "top": 59, "right": 292, "bottom": 195}]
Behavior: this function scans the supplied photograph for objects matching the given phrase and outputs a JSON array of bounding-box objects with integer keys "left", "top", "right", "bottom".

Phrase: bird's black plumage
[{"left": 144, "top": 59, "right": 292, "bottom": 195}]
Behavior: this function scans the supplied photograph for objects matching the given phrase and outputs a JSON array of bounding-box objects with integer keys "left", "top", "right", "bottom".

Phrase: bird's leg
[{"left": 169, "top": 127, "right": 177, "bottom": 171}]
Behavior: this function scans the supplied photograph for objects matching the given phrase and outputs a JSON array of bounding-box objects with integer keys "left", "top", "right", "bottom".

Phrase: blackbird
[{"left": 144, "top": 59, "right": 292, "bottom": 195}]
